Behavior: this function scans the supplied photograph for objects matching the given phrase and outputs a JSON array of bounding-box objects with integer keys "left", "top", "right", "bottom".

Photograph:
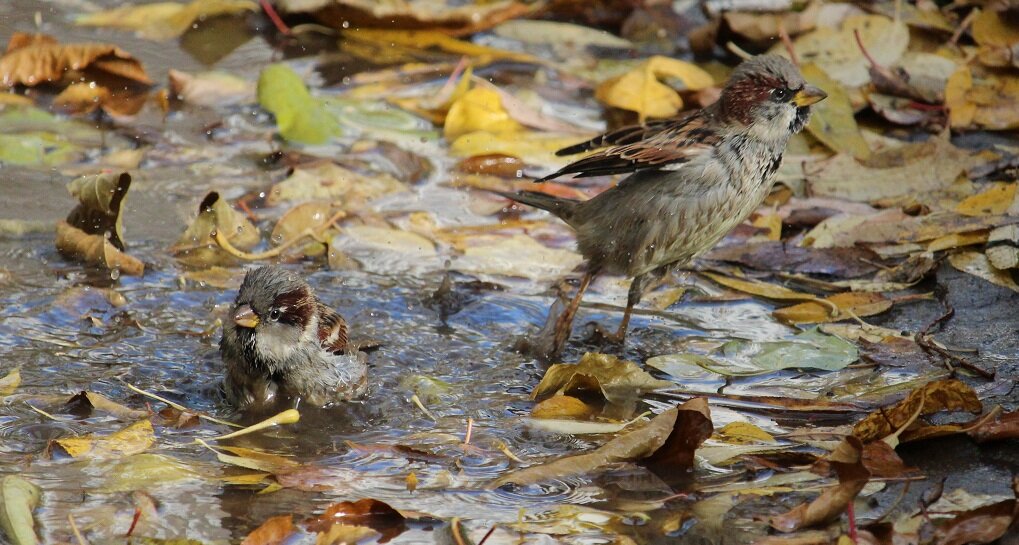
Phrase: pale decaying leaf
[
  {"left": 168, "top": 69, "right": 255, "bottom": 107},
  {"left": 171, "top": 191, "right": 260, "bottom": 268},
  {"left": 949, "top": 251, "right": 1019, "bottom": 293},
  {"left": 805, "top": 137, "right": 981, "bottom": 203},
  {"left": 76, "top": 0, "right": 258, "bottom": 41},
  {"left": 532, "top": 352, "right": 674, "bottom": 404},
  {"left": 0, "top": 32, "right": 151, "bottom": 87},
  {"left": 330, "top": 225, "right": 439, "bottom": 274},
  {"left": 0, "top": 475, "right": 41, "bottom": 545},
  {"left": 278, "top": 0, "right": 536, "bottom": 36},
  {"left": 266, "top": 161, "right": 407, "bottom": 206},
  {"left": 270, "top": 201, "right": 344, "bottom": 258},
  {"left": 772, "top": 15, "right": 909, "bottom": 88},
  {"left": 452, "top": 234, "right": 582, "bottom": 282},
  {"left": 800, "top": 63, "right": 869, "bottom": 159}
]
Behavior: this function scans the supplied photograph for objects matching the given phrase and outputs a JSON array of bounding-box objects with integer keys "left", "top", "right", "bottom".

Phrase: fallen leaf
[
  {"left": 0, "top": 32, "right": 151, "bottom": 87},
  {"left": 258, "top": 64, "right": 341, "bottom": 144},
  {"left": 531, "top": 395, "right": 595, "bottom": 419},
  {"left": 716, "top": 422, "right": 777, "bottom": 444},
  {"left": 594, "top": 56, "right": 714, "bottom": 121},
  {"left": 948, "top": 251, "right": 1019, "bottom": 293},
  {"left": 772, "top": 15, "right": 909, "bottom": 88},
  {"left": 956, "top": 183, "right": 1017, "bottom": 217},
  {"left": 453, "top": 234, "right": 582, "bottom": 281},
  {"left": 852, "top": 379, "right": 982, "bottom": 442},
  {"left": 724, "top": 2, "right": 820, "bottom": 42},
  {"left": 316, "top": 523, "right": 379, "bottom": 545},
  {"left": 168, "top": 69, "right": 255, "bottom": 107},
  {"left": 0, "top": 475, "right": 41, "bottom": 545},
  {"left": 934, "top": 498, "right": 1016, "bottom": 545},
  {"left": 805, "top": 138, "right": 978, "bottom": 202},
  {"left": 340, "top": 29, "right": 536, "bottom": 64},
  {"left": 773, "top": 292, "right": 893, "bottom": 324},
  {"left": 972, "top": 8, "right": 1019, "bottom": 69},
  {"left": 76, "top": 0, "right": 257, "bottom": 41},
  {"left": 171, "top": 192, "right": 260, "bottom": 267},
  {"left": 967, "top": 410, "right": 1019, "bottom": 443},
  {"left": 770, "top": 437, "right": 870, "bottom": 532},
  {"left": 494, "top": 398, "right": 711, "bottom": 487},
  {"left": 531, "top": 352, "right": 673, "bottom": 404},
  {"left": 55, "top": 221, "right": 144, "bottom": 276},
  {"left": 270, "top": 201, "right": 342, "bottom": 258},
  {"left": 54, "top": 419, "right": 156, "bottom": 458},
  {"left": 946, "top": 66, "right": 1019, "bottom": 130},
  {"left": 100, "top": 453, "right": 202, "bottom": 492},
  {"left": 449, "top": 130, "right": 587, "bottom": 167},
  {"left": 801, "top": 63, "right": 869, "bottom": 159},
  {"left": 283, "top": 1, "right": 537, "bottom": 36},
  {"left": 493, "top": 19, "right": 634, "bottom": 49},
  {"left": 705, "top": 242, "right": 879, "bottom": 278},
  {"left": 241, "top": 514, "right": 294, "bottom": 545},
  {"left": 663, "top": 328, "right": 858, "bottom": 376},
  {"left": 304, "top": 498, "right": 406, "bottom": 538},
  {"left": 81, "top": 391, "right": 147, "bottom": 420},
  {"left": 702, "top": 272, "right": 830, "bottom": 306},
  {"left": 444, "top": 86, "right": 523, "bottom": 140},
  {"left": 0, "top": 367, "right": 21, "bottom": 396},
  {"left": 266, "top": 161, "right": 407, "bottom": 206}
]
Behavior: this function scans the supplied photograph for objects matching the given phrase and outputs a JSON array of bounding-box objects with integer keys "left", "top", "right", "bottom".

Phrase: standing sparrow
[
  {"left": 220, "top": 266, "right": 367, "bottom": 409},
  {"left": 499, "top": 55, "right": 826, "bottom": 359}
]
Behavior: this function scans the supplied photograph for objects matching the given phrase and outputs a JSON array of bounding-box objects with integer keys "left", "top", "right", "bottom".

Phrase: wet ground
[{"left": 1, "top": 2, "right": 1018, "bottom": 544}]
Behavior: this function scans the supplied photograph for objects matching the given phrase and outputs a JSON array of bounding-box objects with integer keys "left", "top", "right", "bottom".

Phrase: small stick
[
  {"left": 69, "top": 514, "right": 89, "bottom": 545},
  {"left": 778, "top": 23, "right": 799, "bottom": 66},
  {"left": 410, "top": 394, "right": 437, "bottom": 421},
  {"left": 949, "top": 10, "right": 977, "bottom": 47},
  {"left": 463, "top": 417, "right": 474, "bottom": 446},
  {"left": 121, "top": 381, "right": 241, "bottom": 428},
  {"left": 259, "top": 0, "right": 291, "bottom": 35},
  {"left": 205, "top": 409, "right": 300, "bottom": 441}
]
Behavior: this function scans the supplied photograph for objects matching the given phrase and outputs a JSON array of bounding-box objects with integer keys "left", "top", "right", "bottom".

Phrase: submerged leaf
[
  {"left": 76, "top": 0, "right": 257, "bottom": 41},
  {"left": 0, "top": 367, "right": 21, "bottom": 396},
  {"left": 54, "top": 419, "right": 155, "bottom": 459},
  {"left": 0, "top": 32, "right": 151, "bottom": 87},
  {"left": 240, "top": 514, "right": 294, "bottom": 545},
  {"left": 171, "top": 191, "right": 260, "bottom": 268},
  {"left": 55, "top": 221, "right": 144, "bottom": 276}
]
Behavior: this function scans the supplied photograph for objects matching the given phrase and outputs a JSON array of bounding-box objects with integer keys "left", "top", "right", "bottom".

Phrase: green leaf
[
  {"left": 0, "top": 475, "right": 41, "bottom": 545},
  {"left": 655, "top": 329, "right": 858, "bottom": 377},
  {"left": 257, "top": 64, "right": 341, "bottom": 144}
]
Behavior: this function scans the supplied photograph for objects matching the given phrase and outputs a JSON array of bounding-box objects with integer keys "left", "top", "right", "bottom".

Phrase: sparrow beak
[
  {"left": 233, "top": 304, "right": 259, "bottom": 328},
  {"left": 793, "top": 85, "right": 827, "bottom": 107}
]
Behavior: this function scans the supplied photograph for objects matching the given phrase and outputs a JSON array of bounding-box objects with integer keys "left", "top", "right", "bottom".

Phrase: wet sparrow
[
  {"left": 220, "top": 266, "right": 367, "bottom": 409},
  {"left": 499, "top": 55, "right": 826, "bottom": 359}
]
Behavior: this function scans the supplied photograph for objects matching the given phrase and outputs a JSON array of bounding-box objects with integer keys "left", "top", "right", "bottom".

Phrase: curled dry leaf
[
  {"left": 171, "top": 191, "right": 260, "bottom": 268},
  {"left": 852, "top": 379, "right": 982, "bottom": 443},
  {"left": 531, "top": 352, "right": 673, "bottom": 404},
  {"left": 304, "top": 498, "right": 406, "bottom": 542},
  {"left": 0, "top": 32, "right": 151, "bottom": 87},
  {"left": 494, "top": 398, "right": 712, "bottom": 487},
  {"left": 76, "top": 0, "right": 257, "bottom": 41},
  {"left": 773, "top": 292, "right": 893, "bottom": 325},
  {"left": 967, "top": 410, "right": 1019, "bottom": 443},
  {"left": 278, "top": 0, "right": 537, "bottom": 36},
  {"left": 270, "top": 201, "right": 343, "bottom": 258},
  {"left": 0, "top": 475, "right": 41, "bottom": 545},
  {"left": 770, "top": 436, "right": 870, "bottom": 532},
  {"left": 594, "top": 56, "right": 714, "bottom": 121},
  {"left": 55, "top": 172, "right": 144, "bottom": 276},
  {"left": 444, "top": 86, "right": 524, "bottom": 140}
]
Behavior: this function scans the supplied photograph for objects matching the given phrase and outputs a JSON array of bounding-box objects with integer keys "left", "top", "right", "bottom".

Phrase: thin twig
[
  {"left": 259, "top": 0, "right": 291, "bottom": 35},
  {"left": 914, "top": 296, "right": 994, "bottom": 379},
  {"left": 949, "top": 9, "right": 977, "bottom": 47},
  {"left": 778, "top": 23, "right": 799, "bottom": 66}
]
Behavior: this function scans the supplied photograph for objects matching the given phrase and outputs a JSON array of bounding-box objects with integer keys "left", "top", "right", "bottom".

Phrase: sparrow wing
[
  {"left": 536, "top": 111, "right": 718, "bottom": 182},
  {"left": 317, "top": 303, "right": 350, "bottom": 354}
]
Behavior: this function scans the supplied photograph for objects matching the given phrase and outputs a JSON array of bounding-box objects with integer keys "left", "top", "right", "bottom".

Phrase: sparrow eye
[
  {"left": 772, "top": 88, "right": 792, "bottom": 102},
  {"left": 268, "top": 308, "right": 282, "bottom": 321}
]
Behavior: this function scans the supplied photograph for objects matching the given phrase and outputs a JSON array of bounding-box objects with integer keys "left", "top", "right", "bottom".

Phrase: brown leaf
[
  {"left": 705, "top": 242, "right": 880, "bottom": 278},
  {"left": 770, "top": 437, "right": 870, "bottom": 533},
  {"left": 967, "top": 410, "right": 1019, "bottom": 443},
  {"left": 531, "top": 352, "right": 673, "bottom": 405},
  {"left": 531, "top": 395, "right": 595, "bottom": 419},
  {"left": 852, "top": 379, "right": 982, "bottom": 443},
  {"left": 1, "top": 32, "right": 151, "bottom": 87},
  {"left": 773, "top": 292, "right": 893, "bottom": 325},
  {"left": 241, "top": 515, "right": 294, "bottom": 545},
  {"left": 493, "top": 398, "right": 711, "bottom": 487},
  {"left": 305, "top": 499, "right": 406, "bottom": 541},
  {"left": 934, "top": 499, "right": 1016, "bottom": 545},
  {"left": 55, "top": 221, "right": 144, "bottom": 276}
]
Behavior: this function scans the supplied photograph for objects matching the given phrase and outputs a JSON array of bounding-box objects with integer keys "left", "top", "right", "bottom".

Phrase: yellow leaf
[
  {"left": 773, "top": 292, "right": 892, "bottom": 325},
  {"left": 450, "top": 130, "right": 587, "bottom": 167},
  {"left": 946, "top": 66, "right": 1019, "bottom": 130},
  {"left": 702, "top": 272, "right": 830, "bottom": 306},
  {"left": 956, "top": 183, "right": 1017, "bottom": 216},
  {"left": 531, "top": 395, "right": 595, "bottom": 419},
  {"left": 595, "top": 56, "right": 713, "bottom": 121},
  {"left": 76, "top": 0, "right": 258, "bottom": 41},
  {"left": 716, "top": 422, "right": 776, "bottom": 444},
  {"left": 0, "top": 367, "right": 20, "bottom": 396},
  {"left": 927, "top": 231, "right": 989, "bottom": 252},
  {"left": 56, "top": 419, "right": 155, "bottom": 458},
  {"left": 751, "top": 213, "right": 782, "bottom": 241},
  {"left": 444, "top": 87, "right": 523, "bottom": 140},
  {"left": 949, "top": 251, "right": 1019, "bottom": 292},
  {"left": 800, "top": 64, "right": 870, "bottom": 160},
  {"left": 345, "top": 29, "right": 536, "bottom": 65},
  {"left": 406, "top": 472, "right": 418, "bottom": 493}
]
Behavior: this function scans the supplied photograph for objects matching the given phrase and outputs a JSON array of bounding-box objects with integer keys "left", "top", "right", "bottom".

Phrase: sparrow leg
[
  {"left": 520, "top": 270, "right": 595, "bottom": 361},
  {"left": 586, "top": 264, "right": 677, "bottom": 345}
]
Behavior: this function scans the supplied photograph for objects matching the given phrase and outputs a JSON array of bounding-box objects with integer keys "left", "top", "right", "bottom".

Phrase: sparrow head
[
  {"left": 719, "top": 55, "right": 826, "bottom": 139},
  {"left": 228, "top": 266, "right": 319, "bottom": 367}
]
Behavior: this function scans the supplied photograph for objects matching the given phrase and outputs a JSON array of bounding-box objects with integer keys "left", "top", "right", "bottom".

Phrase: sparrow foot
[{"left": 582, "top": 321, "right": 627, "bottom": 347}]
